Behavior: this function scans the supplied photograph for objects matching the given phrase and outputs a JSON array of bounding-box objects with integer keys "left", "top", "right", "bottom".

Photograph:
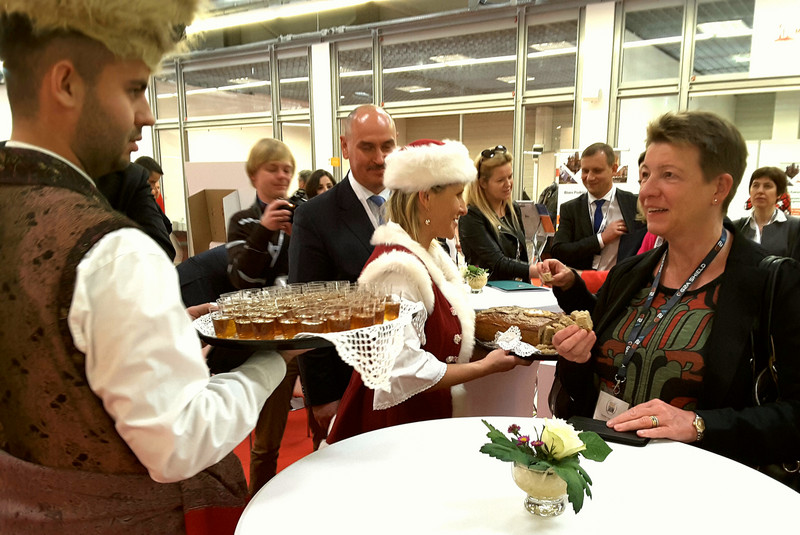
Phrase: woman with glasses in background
[{"left": 459, "top": 145, "right": 537, "bottom": 282}]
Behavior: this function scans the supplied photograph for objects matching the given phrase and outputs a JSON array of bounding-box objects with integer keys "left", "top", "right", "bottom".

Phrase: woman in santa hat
[{"left": 327, "top": 140, "right": 531, "bottom": 444}]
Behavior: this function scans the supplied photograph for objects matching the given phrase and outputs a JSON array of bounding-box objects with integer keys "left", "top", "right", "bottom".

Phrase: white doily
[
  {"left": 492, "top": 326, "right": 538, "bottom": 357},
  {"left": 297, "top": 299, "right": 425, "bottom": 392}
]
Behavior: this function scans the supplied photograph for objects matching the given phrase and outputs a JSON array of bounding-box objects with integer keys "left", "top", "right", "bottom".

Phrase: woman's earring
[
  {"left": 713, "top": 198, "right": 718, "bottom": 205},
  {"left": 425, "top": 219, "right": 431, "bottom": 226}
]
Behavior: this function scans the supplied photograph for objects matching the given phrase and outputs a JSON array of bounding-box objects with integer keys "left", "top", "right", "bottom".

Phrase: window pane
[
  {"left": 281, "top": 121, "right": 313, "bottom": 178},
  {"left": 338, "top": 45, "right": 373, "bottom": 106},
  {"left": 185, "top": 124, "right": 274, "bottom": 162},
  {"left": 382, "top": 29, "right": 517, "bottom": 102},
  {"left": 693, "top": 0, "right": 755, "bottom": 77},
  {"left": 183, "top": 61, "right": 271, "bottom": 118},
  {"left": 522, "top": 103, "right": 574, "bottom": 201},
  {"left": 526, "top": 19, "right": 578, "bottom": 91},
  {"left": 621, "top": 1, "right": 684, "bottom": 84},
  {"left": 616, "top": 95, "right": 679, "bottom": 157},
  {"left": 153, "top": 68, "right": 179, "bottom": 120},
  {"left": 279, "top": 54, "right": 310, "bottom": 111}
]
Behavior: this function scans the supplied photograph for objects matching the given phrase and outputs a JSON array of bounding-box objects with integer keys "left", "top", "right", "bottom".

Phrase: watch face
[{"left": 695, "top": 416, "right": 705, "bottom": 431}]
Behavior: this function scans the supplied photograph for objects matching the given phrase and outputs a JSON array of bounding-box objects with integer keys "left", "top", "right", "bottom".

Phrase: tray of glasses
[{"left": 193, "top": 313, "right": 334, "bottom": 350}]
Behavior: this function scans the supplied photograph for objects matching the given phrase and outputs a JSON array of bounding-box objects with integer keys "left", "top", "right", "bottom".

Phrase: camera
[{"left": 284, "top": 192, "right": 307, "bottom": 223}]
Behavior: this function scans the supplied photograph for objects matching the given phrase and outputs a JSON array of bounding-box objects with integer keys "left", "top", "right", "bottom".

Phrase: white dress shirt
[
  {"left": 9, "top": 142, "right": 287, "bottom": 483},
  {"left": 348, "top": 172, "right": 389, "bottom": 229},
  {"left": 745, "top": 208, "right": 786, "bottom": 244},
  {"left": 587, "top": 186, "right": 622, "bottom": 271}
]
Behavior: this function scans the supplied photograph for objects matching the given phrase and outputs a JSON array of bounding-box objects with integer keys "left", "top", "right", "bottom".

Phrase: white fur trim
[
  {"left": 384, "top": 140, "right": 477, "bottom": 193},
  {"left": 365, "top": 223, "right": 475, "bottom": 362}
]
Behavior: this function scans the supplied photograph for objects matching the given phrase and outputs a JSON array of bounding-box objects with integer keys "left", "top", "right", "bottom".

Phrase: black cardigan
[
  {"left": 553, "top": 221, "right": 800, "bottom": 466},
  {"left": 459, "top": 202, "right": 530, "bottom": 281}
]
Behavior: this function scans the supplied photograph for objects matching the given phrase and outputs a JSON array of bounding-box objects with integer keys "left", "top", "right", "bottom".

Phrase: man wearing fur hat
[
  {"left": 0, "top": 2, "right": 291, "bottom": 533},
  {"left": 326, "top": 139, "right": 530, "bottom": 443},
  {"left": 288, "top": 104, "right": 397, "bottom": 446}
]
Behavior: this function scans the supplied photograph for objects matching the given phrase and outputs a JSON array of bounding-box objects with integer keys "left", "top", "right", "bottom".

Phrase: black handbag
[{"left": 753, "top": 255, "right": 800, "bottom": 491}]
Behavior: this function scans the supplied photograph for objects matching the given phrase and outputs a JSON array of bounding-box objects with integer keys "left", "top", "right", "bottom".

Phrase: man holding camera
[{"left": 225, "top": 138, "right": 300, "bottom": 493}]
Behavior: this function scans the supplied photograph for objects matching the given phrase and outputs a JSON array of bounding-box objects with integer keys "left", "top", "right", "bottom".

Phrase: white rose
[{"left": 542, "top": 418, "right": 586, "bottom": 460}]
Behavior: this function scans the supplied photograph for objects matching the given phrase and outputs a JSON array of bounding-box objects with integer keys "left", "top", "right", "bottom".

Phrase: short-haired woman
[{"left": 734, "top": 166, "right": 800, "bottom": 261}]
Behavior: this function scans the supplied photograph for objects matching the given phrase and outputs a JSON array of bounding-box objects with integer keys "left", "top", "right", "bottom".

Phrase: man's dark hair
[
  {"left": 134, "top": 156, "right": 164, "bottom": 175},
  {"left": 0, "top": 12, "right": 110, "bottom": 118},
  {"left": 581, "top": 142, "right": 616, "bottom": 167}
]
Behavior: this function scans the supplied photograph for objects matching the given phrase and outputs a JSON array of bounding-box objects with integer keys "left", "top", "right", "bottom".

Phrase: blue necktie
[
  {"left": 592, "top": 199, "right": 606, "bottom": 234},
  {"left": 368, "top": 195, "right": 386, "bottom": 224}
]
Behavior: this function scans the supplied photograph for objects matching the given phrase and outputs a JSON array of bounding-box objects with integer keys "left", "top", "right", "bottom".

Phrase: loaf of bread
[{"left": 474, "top": 307, "right": 592, "bottom": 352}]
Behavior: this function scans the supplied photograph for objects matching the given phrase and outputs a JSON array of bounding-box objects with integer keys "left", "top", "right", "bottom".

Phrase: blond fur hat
[
  {"left": 1, "top": 0, "right": 201, "bottom": 70},
  {"left": 384, "top": 139, "right": 477, "bottom": 193}
]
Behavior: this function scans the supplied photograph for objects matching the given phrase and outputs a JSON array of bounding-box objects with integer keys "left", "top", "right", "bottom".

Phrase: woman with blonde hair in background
[{"left": 459, "top": 145, "right": 537, "bottom": 281}]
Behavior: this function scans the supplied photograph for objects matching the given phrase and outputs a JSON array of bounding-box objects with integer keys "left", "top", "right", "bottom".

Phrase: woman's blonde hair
[
  {"left": 246, "top": 138, "right": 295, "bottom": 178},
  {"left": 464, "top": 148, "right": 519, "bottom": 236},
  {"left": 386, "top": 185, "right": 447, "bottom": 243}
]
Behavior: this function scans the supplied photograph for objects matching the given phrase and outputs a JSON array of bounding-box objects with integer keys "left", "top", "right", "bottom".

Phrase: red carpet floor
[{"left": 234, "top": 407, "right": 314, "bottom": 485}]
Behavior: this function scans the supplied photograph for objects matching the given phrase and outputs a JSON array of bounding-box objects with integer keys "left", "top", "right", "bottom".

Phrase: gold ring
[{"left": 650, "top": 415, "right": 659, "bottom": 428}]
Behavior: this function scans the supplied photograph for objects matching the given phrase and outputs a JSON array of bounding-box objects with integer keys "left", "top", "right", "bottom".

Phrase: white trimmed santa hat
[{"left": 384, "top": 139, "right": 477, "bottom": 193}]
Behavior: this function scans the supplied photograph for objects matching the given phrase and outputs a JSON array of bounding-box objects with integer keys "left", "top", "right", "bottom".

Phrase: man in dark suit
[
  {"left": 288, "top": 105, "right": 397, "bottom": 446},
  {"left": 551, "top": 143, "right": 645, "bottom": 270}
]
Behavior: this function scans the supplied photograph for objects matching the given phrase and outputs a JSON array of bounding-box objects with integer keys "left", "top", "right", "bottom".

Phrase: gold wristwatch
[{"left": 693, "top": 413, "right": 706, "bottom": 442}]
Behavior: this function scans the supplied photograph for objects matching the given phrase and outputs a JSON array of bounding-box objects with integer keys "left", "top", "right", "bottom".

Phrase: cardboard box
[{"left": 187, "top": 189, "right": 240, "bottom": 254}]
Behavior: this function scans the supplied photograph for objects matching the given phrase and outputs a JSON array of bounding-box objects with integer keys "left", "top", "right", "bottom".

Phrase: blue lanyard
[{"left": 613, "top": 228, "right": 727, "bottom": 394}]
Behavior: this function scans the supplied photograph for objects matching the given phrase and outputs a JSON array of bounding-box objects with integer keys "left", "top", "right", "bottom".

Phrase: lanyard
[{"left": 613, "top": 227, "right": 727, "bottom": 394}]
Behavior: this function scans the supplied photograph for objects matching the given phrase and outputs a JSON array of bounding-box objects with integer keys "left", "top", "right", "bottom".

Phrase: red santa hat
[{"left": 384, "top": 139, "right": 477, "bottom": 193}]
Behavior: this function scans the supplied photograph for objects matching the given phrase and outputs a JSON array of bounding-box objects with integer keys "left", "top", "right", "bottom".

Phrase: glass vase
[
  {"left": 467, "top": 275, "right": 488, "bottom": 293},
  {"left": 511, "top": 463, "right": 568, "bottom": 517}
]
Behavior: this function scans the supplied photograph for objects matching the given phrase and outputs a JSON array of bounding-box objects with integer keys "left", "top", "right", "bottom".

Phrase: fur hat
[
  {"left": 1, "top": 0, "right": 201, "bottom": 70},
  {"left": 384, "top": 139, "right": 477, "bottom": 193}
]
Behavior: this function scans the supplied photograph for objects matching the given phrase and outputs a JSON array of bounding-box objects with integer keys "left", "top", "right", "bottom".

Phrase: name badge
[{"left": 593, "top": 389, "right": 630, "bottom": 421}]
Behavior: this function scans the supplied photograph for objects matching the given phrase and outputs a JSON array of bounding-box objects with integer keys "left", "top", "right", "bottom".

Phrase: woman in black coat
[{"left": 458, "top": 145, "right": 536, "bottom": 281}]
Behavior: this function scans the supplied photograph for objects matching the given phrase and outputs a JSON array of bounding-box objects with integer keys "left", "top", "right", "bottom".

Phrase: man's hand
[
  {"left": 600, "top": 218, "right": 627, "bottom": 244},
  {"left": 261, "top": 199, "right": 293, "bottom": 233}
]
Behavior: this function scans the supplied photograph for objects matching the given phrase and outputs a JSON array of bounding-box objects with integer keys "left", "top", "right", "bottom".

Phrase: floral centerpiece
[
  {"left": 480, "top": 419, "right": 612, "bottom": 514},
  {"left": 461, "top": 264, "right": 489, "bottom": 293}
]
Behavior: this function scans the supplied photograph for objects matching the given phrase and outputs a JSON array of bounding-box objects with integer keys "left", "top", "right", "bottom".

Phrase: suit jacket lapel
[
  {"left": 336, "top": 174, "right": 376, "bottom": 253},
  {"left": 577, "top": 193, "right": 593, "bottom": 237}
]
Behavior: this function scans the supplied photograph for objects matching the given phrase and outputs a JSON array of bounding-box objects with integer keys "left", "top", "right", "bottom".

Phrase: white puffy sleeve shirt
[{"left": 68, "top": 228, "right": 286, "bottom": 483}]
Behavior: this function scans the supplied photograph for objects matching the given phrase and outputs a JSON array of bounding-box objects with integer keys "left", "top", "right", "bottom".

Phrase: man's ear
[
  {"left": 46, "top": 59, "right": 84, "bottom": 111},
  {"left": 340, "top": 135, "right": 350, "bottom": 160}
]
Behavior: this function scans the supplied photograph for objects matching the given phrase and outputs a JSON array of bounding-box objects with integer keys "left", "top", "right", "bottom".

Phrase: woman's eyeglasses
[{"left": 478, "top": 145, "right": 507, "bottom": 175}]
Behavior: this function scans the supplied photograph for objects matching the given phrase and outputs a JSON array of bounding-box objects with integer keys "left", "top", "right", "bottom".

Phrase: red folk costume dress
[{"left": 327, "top": 222, "right": 475, "bottom": 443}]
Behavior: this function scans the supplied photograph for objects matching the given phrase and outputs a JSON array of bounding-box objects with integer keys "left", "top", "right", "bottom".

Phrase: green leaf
[
  {"left": 551, "top": 464, "right": 586, "bottom": 514},
  {"left": 579, "top": 431, "right": 613, "bottom": 462},
  {"left": 479, "top": 443, "right": 531, "bottom": 465}
]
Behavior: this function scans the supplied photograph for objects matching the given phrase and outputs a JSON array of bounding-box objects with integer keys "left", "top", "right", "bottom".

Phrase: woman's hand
[
  {"left": 607, "top": 399, "right": 697, "bottom": 443},
  {"left": 260, "top": 199, "right": 293, "bottom": 233},
  {"left": 551, "top": 324, "right": 595, "bottom": 364},
  {"left": 482, "top": 348, "right": 533, "bottom": 373},
  {"left": 535, "top": 259, "right": 575, "bottom": 290}
]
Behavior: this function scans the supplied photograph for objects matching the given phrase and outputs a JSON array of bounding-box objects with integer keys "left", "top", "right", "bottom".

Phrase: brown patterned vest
[{"left": 0, "top": 147, "right": 147, "bottom": 473}]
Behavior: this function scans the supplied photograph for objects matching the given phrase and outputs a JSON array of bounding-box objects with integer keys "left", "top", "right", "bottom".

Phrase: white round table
[{"left": 237, "top": 416, "right": 799, "bottom": 534}]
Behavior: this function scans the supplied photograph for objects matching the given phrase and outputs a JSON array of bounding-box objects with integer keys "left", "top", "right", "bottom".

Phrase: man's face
[
  {"left": 73, "top": 59, "right": 155, "bottom": 178},
  {"left": 580, "top": 151, "right": 616, "bottom": 198},
  {"left": 147, "top": 171, "right": 162, "bottom": 198},
  {"left": 340, "top": 110, "right": 396, "bottom": 194}
]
